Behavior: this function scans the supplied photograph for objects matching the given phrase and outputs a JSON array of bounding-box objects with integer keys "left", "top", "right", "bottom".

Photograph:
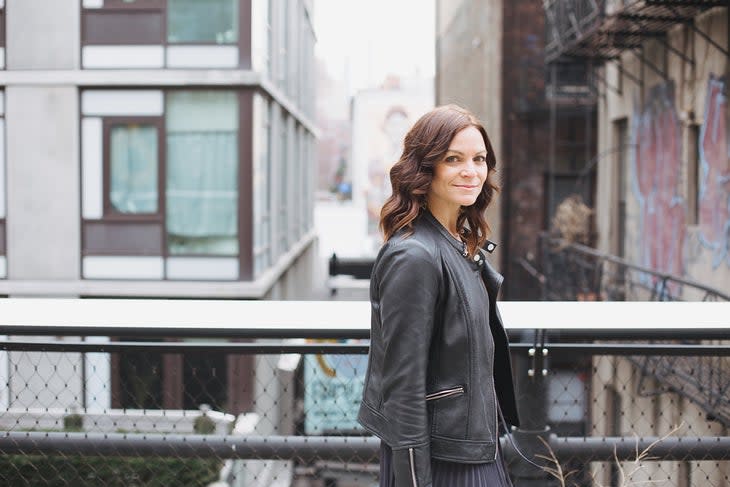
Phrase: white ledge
[
  {"left": 0, "top": 300, "right": 728, "bottom": 333},
  {"left": 0, "top": 231, "right": 316, "bottom": 300},
  {"left": 0, "top": 70, "right": 318, "bottom": 135}
]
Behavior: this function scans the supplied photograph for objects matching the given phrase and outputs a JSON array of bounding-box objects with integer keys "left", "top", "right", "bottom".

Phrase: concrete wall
[
  {"left": 6, "top": 86, "right": 81, "bottom": 281},
  {"left": 264, "top": 240, "right": 319, "bottom": 300},
  {"left": 6, "top": 0, "right": 81, "bottom": 70},
  {"left": 596, "top": 7, "right": 729, "bottom": 297},
  {"left": 436, "top": 0, "right": 504, "bottom": 270}
]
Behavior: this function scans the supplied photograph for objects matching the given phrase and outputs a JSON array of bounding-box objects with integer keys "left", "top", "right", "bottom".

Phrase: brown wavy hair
[{"left": 380, "top": 104, "right": 499, "bottom": 257}]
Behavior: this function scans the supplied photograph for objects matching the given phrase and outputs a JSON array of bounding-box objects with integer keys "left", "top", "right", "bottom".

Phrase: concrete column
[
  {"left": 6, "top": 0, "right": 81, "bottom": 70},
  {"left": 6, "top": 86, "right": 80, "bottom": 281}
]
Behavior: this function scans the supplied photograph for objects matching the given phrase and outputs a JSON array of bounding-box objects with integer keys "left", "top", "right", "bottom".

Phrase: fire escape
[
  {"left": 541, "top": 0, "right": 730, "bottom": 428},
  {"left": 545, "top": 0, "right": 728, "bottom": 71}
]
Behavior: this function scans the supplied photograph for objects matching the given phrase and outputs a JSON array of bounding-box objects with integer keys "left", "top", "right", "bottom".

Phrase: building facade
[
  {"left": 1, "top": 0, "right": 316, "bottom": 296},
  {"left": 436, "top": 0, "right": 597, "bottom": 301},
  {"left": 0, "top": 0, "right": 317, "bottom": 415},
  {"left": 546, "top": 2, "right": 729, "bottom": 486}
]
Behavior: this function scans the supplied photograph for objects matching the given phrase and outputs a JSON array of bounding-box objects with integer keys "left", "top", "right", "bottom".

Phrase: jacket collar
[
  {"left": 480, "top": 254, "right": 504, "bottom": 298},
  {"left": 420, "top": 209, "right": 499, "bottom": 256},
  {"left": 421, "top": 209, "right": 465, "bottom": 255}
]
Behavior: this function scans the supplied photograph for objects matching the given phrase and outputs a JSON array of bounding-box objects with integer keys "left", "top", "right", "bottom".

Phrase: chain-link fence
[{"left": 2, "top": 328, "right": 729, "bottom": 487}]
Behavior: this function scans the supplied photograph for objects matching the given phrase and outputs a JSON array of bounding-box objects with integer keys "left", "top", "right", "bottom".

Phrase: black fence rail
[
  {"left": 536, "top": 233, "right": 730, "bottom": 302},
  {"left": 1, "top": 301, "right": 730, "bottom": 487}
]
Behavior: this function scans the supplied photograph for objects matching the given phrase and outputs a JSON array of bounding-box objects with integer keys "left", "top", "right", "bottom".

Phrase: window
[
  {"left": 82, "top": 89, "right": 244, "bottom": 279},
  {"left": 166, "top": 91, "right": 239, "bottom": 255},
  {"left": 167, "top": 0, "right": 238, "bottom": 44},
  {"left": 117, "top": 341, "right": 163, "bottom": 409},
  {"left": 102, "top": 117, "right": 163, "bottom": 220},
  {"left": 183, "top": 348, "right": 228, "bottom": 410},
  {"left": 109, "top": 124, "right": 159, "bottom": 214},
  {"left": 686, "top": 123, "right": 700, "bottom": 225},
  {"left": 81, "top": 0, "right": 241, "bottom": 69}
]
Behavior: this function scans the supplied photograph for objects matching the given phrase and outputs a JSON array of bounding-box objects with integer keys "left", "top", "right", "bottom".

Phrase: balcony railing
[{"left": 1, "top": 299, "right": 730, "bottom": 486}]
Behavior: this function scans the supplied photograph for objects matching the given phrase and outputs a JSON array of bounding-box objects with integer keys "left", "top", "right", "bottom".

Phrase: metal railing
[
  {"left": 1, "top": 299, "right": 730, "bottom": 486},
  {"left": 537, "top": 233, "right": 730, "bottom": 302}
]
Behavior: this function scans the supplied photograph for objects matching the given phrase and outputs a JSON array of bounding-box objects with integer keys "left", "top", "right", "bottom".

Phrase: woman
[{"left": 357, "top": 104, "right": 520, "bottom": 487}]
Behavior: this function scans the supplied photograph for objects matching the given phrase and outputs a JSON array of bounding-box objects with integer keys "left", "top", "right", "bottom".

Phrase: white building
[
  {"left": 0, "top": 0, "right": 317, "bottom": 416},
  {"left": 350, "top": 77, "right": 433, "bottom": 256}
]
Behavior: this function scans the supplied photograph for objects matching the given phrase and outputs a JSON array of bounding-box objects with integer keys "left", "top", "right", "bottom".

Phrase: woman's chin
[{"left": 455, "top": 197, "right": 478, "bottom": 207}]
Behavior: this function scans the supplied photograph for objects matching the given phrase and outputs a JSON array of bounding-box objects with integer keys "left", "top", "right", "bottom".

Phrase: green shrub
[
  {"left": 193, "top": 414, "right": 216, "bottom": 435},
  {"left": 0, "top": 455, "right": 221, "bottom": 487},
  {"left": 63, "top": 414, "right": 84, "bottom": 432}
]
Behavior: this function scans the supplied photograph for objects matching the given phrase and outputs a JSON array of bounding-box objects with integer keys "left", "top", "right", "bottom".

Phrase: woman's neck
[{"left": 426, "top": 201, "right": 461, "bottom": 240}]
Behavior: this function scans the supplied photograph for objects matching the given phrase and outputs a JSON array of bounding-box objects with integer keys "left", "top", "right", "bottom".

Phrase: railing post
[{"left": 511, "top": 332, "right": 554, "bottom": 486}]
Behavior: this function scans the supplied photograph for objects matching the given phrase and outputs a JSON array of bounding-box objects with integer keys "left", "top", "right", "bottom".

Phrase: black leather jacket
[{"left": 357, "top": 211, "right": 520, "bottom": 487}]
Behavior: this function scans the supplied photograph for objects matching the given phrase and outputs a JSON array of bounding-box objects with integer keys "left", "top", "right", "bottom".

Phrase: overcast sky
[{"left": 313, "top": 0, "right": 435, "bottom": 94}]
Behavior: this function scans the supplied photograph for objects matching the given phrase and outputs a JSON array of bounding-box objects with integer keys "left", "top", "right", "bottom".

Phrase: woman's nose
[{"left": 460, "top": 164, "right": 477, "bottom": 177}]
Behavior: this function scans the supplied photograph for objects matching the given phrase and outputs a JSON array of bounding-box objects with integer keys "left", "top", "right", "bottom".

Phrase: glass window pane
[
  {"left": 166, "top": 91, "right": 238, "bottom": 256},
  {"left": 110, "top": 124, "right": 158, "bottom": 214},
  {"left": 167, "top": 0, "right": 238, "bottom": 44}
]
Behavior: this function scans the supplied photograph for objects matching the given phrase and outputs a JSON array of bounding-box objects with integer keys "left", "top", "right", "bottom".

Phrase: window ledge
[{"left": 0, "top": 230, "right": 317, "bottom": 299}]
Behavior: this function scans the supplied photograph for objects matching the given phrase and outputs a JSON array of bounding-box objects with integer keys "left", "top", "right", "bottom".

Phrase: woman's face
[{"left": 427, "top": 126, "right": 489, "bottom": 215}]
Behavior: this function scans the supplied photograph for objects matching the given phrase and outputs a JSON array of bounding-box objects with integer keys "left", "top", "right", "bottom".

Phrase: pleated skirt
[{"left": 378, "top": 441, "right": 513, "bottom": 487}]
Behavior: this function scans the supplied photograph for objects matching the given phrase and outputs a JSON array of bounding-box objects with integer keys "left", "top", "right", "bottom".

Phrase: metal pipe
[
  {"left": 544, "top": 435, "right": 730, "bottom": 460},
  {"left": 3, "top": 432, "right": 730, "bottom": 462},
  {"left": 0, "top": 432, "right": 379, "bottom": 462},
  {"left": 4, "top": 340, "right": 730, "bottom": 357},
  {"left": 0, "top": 341, "right": 370, "bottom": 354}
]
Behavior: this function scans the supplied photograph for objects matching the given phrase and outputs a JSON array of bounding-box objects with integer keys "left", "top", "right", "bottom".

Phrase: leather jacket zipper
[
  {"left": 408, "top": 447, "right": 417, "bottom": 486},
  {"left": 493, "top": 384, "right": 499, "bottom": 460},
  {"left": 425, "top": 385, "right": 465, "bottom": 401}
]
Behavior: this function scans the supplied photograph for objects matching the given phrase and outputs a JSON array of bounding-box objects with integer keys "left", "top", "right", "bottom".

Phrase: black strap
[{"left": 498, "top": 401, "right": 545, "bottom": 470}]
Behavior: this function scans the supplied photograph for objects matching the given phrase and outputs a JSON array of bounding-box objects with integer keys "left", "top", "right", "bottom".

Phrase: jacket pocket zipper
[
  {"left": 408, "top": 447, "right": 417, "bottom": 487},
  {"left": 425, "top": 385, "right": 465, "bottom": 401}
]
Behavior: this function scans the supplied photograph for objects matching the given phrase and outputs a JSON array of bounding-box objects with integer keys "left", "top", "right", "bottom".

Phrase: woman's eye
[
  {"left": 445, "top": 155, "right": 459, "bottom": 162},
  {"left": 474, "top": 155, "right": 487, "bottom": 163}
]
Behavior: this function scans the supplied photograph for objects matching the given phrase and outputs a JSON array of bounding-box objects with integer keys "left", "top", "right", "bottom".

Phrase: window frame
[
  {"left": 102, "top": 116, "right": 165, "bottom": 222},
  {"left": 0, "top": 6, "right": 5, "bottom": 49},
  {"left": 81, "top": 0, "right": 242, "bottom": 48},
  {"left": 102, "top": 0, "right": 165, "bottom": 9}
]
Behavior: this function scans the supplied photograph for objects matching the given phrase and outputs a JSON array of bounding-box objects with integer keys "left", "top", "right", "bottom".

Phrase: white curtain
[
  {"left": 166, "top": 91, "right": 239, "bottom": 255},
  {"left": 110, "top": 125, "right": 158, "bottom": 214}
]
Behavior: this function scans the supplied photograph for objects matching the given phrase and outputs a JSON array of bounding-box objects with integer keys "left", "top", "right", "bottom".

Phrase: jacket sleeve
[{"left": 375, "top": 240, "right": 440, "bottom": 487}]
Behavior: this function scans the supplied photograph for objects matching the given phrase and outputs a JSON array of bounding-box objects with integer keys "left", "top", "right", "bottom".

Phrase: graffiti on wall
[
  {"left": 698, "top": 75, "right": 730, "bottom": 269},
  {"left": 631, "top": 82, "right": 686, "bottom": 291}
]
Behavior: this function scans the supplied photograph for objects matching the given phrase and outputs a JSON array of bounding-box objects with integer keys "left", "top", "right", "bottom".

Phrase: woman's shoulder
[{"left": 376, "top": 227, "right": 442, "bottom": 272}]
